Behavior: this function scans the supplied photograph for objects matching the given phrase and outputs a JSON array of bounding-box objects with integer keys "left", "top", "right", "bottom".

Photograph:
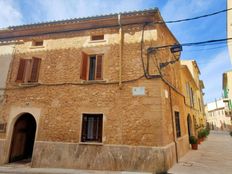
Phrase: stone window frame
[
  {"left": 80, "top": 52, "right": 104, "bottom": 81},
  {"left": 80, "top": 113, "right": 103, "bottom": 143}
]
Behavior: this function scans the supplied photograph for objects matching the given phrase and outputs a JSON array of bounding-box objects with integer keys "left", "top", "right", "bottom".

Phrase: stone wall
[{"left": 32, "top": 141, "right": 176, "bottom": 173}]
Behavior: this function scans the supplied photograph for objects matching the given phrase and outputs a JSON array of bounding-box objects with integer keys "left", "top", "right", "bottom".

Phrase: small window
[
  {"left": 81, "top": 114, "right": 103, "bottom": 142},
  {"left": 32, "top": 40, "right": 43, "bottom": 46},
  {"left": 0, "top": 123, "right": 6, "bottom": 132},
  {"left": 80, "top": 52, "right": 103, "bottom": 81},
  {"left": 91, "top": 35, "right": 104, "bottom": 41},
  {"left": 16, "top": 57, "right": 41, "bottom": 83},
  {"left": 175, "top": 111, "right": 181, "bottom": 138}
]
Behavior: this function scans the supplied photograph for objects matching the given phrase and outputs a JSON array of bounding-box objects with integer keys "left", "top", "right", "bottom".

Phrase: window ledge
[
  {"left": 18, "top": 82, "right": 40, "bottom": 87},
  {"left": 88, "top": 40, "right": 106, "bottom": 44},
  {"left": 82, "top": 80, "right": 106, "bottom": 84},
  {"left": 29, "top": 46, "right": 45, "bottom": 49},
  {"left": 79, "top": 142, "right": 103, "bottom": 146}
]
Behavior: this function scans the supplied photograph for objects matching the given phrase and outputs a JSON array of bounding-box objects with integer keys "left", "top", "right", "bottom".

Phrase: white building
[{"left": 205, "top": 99, "right": 232, "bottom": 131}]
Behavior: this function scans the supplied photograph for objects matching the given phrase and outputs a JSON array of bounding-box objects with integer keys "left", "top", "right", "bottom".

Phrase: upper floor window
[
  {"left": 91, "top": 35, "right": 104, "bottom": 41},
  {"left": 80, "top": 52, "right": 103, "bottom": 81},
  {"left": 32, "top": 40, "right": 43, "bottom": 46},
  {"left": 198, "top": 98, "right": 201, "bottom": 111},
  {"left": 81, "top": 114, "right": 103, "bottom": 142},
  {"left": 16, "top": 57, "right": 41, "bottom": 83}
]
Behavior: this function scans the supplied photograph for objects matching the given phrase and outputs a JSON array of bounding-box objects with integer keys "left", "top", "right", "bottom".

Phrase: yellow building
[{"left": 180, "top": 60, "right": 206, "bottom": 136}]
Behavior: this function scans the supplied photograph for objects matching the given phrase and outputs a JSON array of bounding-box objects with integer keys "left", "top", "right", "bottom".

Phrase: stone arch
[{"left": 9, "top": 113, "right": 37, "bottom": 163}]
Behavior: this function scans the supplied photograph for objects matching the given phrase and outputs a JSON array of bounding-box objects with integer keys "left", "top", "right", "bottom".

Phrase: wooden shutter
[
  {"left": 80, "top": 52, "right": 88, "bottom": 80},
  {"left": 97, "top": 115, "right": 103, "bottom": 142},
  {"left": 29, "top": 57, "right": 41, "bottom": 82},
  {"left": 16, "top": 59, "right": 27, "bottom": 82},
  {"left": 96, "top": 55, "right": 103, "bottom": 80},
  {"left": 81, "top": 115, "right": 88, "bottom": 142}
]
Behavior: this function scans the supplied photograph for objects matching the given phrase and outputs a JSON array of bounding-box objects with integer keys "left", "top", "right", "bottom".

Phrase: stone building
[{"left": 0, "top": 9, "right": 204, "bottom": 173}]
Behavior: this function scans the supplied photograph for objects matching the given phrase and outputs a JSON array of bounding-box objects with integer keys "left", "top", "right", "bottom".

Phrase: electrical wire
[
  {"left": 148, "top": 38, "right": 232, "bottom": 53},
  {"left": 1, "top": 8, "right": 231, "bottom": 90},
  {"left": 0, "top": 75, "right": 145, "bottom": 91},
  {"left": 156, "top": 8, "right": 232, "bottom": 24},
  {"left": 1, "top": 7, "right": 231, "bottom": 41}
]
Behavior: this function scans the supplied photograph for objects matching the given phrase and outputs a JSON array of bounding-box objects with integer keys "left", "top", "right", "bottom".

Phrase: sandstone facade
[{"left": 0, "top": 9, "right": 205, "bottom": 173}]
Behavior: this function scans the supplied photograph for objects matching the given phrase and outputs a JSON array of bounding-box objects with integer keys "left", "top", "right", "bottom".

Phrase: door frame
[
  {"left": 9, "top": 113, "right": 37, "bottom": 162},
  {"left": 6, "top": 111, "right": 39, "bottom": 164}
]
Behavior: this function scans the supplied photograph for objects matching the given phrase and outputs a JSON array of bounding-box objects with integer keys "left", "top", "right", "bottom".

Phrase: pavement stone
[{"left": 168, "top": 131, "right": 232, "bottom": 174}]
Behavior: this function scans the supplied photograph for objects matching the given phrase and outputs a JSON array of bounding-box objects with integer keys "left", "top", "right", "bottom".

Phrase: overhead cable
[{"left": 157, "top": 8, "right": 232, "bottom": 24}]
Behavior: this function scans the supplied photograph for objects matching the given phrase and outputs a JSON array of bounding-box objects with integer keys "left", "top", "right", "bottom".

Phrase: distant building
[
  {"left": 223, "top": 70, "right": 232, "bottom": 104},
  {"left": 205, "top": 99, "right": 232, "bottom": 131}
]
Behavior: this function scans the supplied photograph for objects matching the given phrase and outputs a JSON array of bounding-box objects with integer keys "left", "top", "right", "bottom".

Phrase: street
[
  {"left": 0, "top": 131, "right": 231, "bottom": 174},
  {"left": 168, "top": 131, "right": 232, "bottom": 174}
]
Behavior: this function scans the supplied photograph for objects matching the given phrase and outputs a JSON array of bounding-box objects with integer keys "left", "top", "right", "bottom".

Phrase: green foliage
[
  {"left": 205, "top": 128, "right": 210, "bottom": 136},
  {"left": 198, "top": 130, "right": 203, "bottom": 139},
  {"left": 189, "top": 136, "right": 197, "bottom": 144},
  {"left": 198, "top": 129, "right": 209, "bottom": 138}
]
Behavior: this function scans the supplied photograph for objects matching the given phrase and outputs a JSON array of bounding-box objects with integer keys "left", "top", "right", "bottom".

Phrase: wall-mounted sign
[{"left": 132, "top": 87, "right": 145, "bottom": 96}]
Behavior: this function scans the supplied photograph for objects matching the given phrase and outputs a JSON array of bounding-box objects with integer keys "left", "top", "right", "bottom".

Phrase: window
[
  {"left": 81, "top": 114, "right": 103, "bottom": 142},
  {"left": 91, "top": 35, "right": 104, "bottom": 41},
  {"left": 32, "top": 40, "right": 43, "bottom": 46},
  {"left": 80, "top": 52, "right": 103, "bottom": 81},
  {"left": 198, "top": 98, "right": 201, "bottom": 111},
  {"left": 190, "top": 88, "right": 194, "bottom": 107},
  {"left": 175, "top": 111, "right": 181, "bottom": 138},
  {"left": 0, "top": 123, "right": 6, "bottom": 133},
  {"left": 16, "top": 57, "right": 41, "bottom": 83}
]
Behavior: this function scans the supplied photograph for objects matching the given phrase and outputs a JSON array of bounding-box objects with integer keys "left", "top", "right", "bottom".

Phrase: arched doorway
[
  {"left": 9, "top": 113, "right": 36, "bottom": 163},
  {"left": 187, "top": 114, "right": 192, "bottom": 137}
]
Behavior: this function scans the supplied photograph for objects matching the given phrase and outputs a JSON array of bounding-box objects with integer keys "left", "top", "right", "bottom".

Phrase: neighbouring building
[
  {"left": 180, "top": 60, "right": 206, "bottom": 137},
  {"left": 0, "top": 42, "right": 17, "bottom": 136},
  {"left": 205, "top": 99, "right": 232, "bottom": 131},
  {"left": 0, "top": 9, "right": 205, "bottom": 173},
  {"left": 227, "top": 0, "right": 232, "bottom": 63}
]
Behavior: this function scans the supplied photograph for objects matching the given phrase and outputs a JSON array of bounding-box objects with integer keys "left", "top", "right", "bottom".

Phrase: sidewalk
[
  {"left": 168, "top": 131, "right": 232, "bottom": 174},
  {"left": 0, "top": 163, "right": 151, "bottom": 174}
]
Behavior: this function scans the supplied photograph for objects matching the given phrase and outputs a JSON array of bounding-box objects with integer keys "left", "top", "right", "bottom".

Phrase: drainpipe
[
  {"left": 169, "top": 86, "right": 179, "bottom": 163},
  {"left": 118, "top": 14, "right": 123, "bottom": 89}
]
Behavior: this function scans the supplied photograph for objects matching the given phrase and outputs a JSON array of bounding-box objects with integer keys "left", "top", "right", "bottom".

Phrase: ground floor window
[
  {"left": 175, "top": 111, "right": 181, "bottom": 138},
  {"left": 81, "top": 114, "right": 103, "bottom": 142}
]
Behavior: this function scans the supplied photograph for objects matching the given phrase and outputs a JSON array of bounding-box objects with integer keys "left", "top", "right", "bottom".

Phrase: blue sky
[{"left": 0, "top": 0, "right": 231, "bottom": 103}]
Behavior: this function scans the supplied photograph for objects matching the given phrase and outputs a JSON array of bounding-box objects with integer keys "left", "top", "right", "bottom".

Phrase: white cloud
[
  {"left": 200, "top": 48, "right": 232, "bottom": 103},
  {"left": 0, "top": 0, "right": 22, "bottom": 28},
  {"left": 34, "top": 0, "right": 146, "bottom": 21},
  {"left": 161, "top": 0, "right": 211, "bottom": 21}
]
